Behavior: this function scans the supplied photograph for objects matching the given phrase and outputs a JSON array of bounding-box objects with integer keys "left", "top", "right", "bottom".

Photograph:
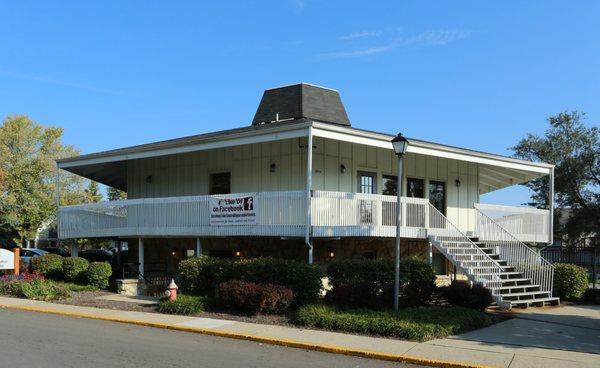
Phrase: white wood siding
[
  {"left": 311, "top": 137, "right": 480, "bottom": 233},
  {"left": 127, "top": 138, "right": 307, "bottom": 199},
  {"left": 126, "top": 136, "right": 479, "bottom": 233}
]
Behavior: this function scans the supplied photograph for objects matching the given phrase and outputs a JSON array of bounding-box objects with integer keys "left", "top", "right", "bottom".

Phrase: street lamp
[{"left": 391, "top": 133, "right": 409, "bottom": 311}]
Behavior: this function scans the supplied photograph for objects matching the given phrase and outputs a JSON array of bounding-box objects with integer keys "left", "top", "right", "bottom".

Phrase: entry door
[{"left": 358, "top": 172, "right": 376, "bottom": 224}]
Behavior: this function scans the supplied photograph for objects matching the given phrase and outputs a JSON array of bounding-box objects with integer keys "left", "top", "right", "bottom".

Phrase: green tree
[
  {"left": 107, "top": 186, "right": 126, "bottom": 201},
  {"left": 512, "top": 111, "right": 599, "bottom": 240},
  {"left": 85, "top": 181, "right": 103, "bottom": 203},
  {"left": 0, "top": 115, "right": 87, "bottom": 246}
]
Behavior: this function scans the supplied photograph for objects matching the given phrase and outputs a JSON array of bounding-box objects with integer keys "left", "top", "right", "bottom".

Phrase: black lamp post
[{"left": 391, "top": 133, "right": 409, "bottom": 311}]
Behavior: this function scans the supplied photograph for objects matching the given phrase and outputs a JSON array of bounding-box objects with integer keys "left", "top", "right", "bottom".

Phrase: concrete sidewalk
[{"left": 0, "top": 296, "right": 597, "bottom": 368}]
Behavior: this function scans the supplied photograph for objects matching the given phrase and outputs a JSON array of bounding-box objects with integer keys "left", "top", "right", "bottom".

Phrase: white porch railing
[
  {"left": 474, "top": 207, "right": 554, "bottom": 295},
  {"left": 59, "top": 191, "right": 307, "bottom": 239},
  {"left": 311, "top": 191, "right": 430, "bottom": 238},
  {"left": 428, "top": 203, "right": 504, "bottom": 301},
  {"left": 474, "top": 203, "right": 550, "bottom": 243}
]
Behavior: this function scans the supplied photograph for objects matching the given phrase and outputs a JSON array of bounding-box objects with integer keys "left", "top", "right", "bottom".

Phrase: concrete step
[{"left": 507, "top": 297, "right": 560, "bottom": 308}]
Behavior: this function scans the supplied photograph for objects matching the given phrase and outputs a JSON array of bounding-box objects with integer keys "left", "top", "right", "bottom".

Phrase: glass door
[
  {"left": 407, "top": 178, "right": 425, "bottom": 227},
  {"left": 358, "top": 172, "right": 376, "bottom": 224}
]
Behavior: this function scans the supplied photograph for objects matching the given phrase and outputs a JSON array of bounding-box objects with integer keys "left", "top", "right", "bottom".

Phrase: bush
[
  {"left": 326, "top": 281, "right": 386, "bottom": 310},
  {"left": 442, "top": 281, "right": 493, "bottom": 311},
  {"left": 158, "top": 295, "right": 206, "bottom": 315},
  {"left": 217, "top": 280, "right": 295, "bottom": 314},
  {"left": 30, "top": 254, "right": 63, "bottom": 279},
  {"left": 178, "top": 257, "right": 322, "bottom": 306},
  {"left": 84, "top": 262, "right": 112, "bottom": 289},
  {"left": 62, "top": 257, "right": 89, "bottom": 282},
  {"left": 296, "top": 304, "right": 491, "bottom": 342},
  {"left": 553, "top": 263, "right": 589, "bottom": 301},
  {"left": 7, "top": 279, "right": 71, "bottom": 301},
  {"left": 326, "top": 258, "right": 435, "bottom": 308}
]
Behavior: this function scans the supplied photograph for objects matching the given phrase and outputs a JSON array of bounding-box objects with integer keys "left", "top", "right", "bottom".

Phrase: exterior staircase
[{"left": 427, "top": 203, "right": 559, "bottom": 309}]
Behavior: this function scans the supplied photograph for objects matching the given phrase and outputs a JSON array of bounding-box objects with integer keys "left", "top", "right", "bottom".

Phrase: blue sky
[{"left": 1, "top": 1, "right": 598, "bottom": 204}]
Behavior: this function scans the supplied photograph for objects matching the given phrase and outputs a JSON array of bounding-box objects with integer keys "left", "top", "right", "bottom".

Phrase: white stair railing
[
  {"left": 475, "top": 208, "right": 554, "bottom": 295},
  {"left": 427, "top": 203, "right": 504, "bottom": 301}
]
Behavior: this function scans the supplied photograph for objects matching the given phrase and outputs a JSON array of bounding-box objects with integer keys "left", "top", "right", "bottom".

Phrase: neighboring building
[{"left": 56, "top": 83, "right": 558, "bottom": 308}]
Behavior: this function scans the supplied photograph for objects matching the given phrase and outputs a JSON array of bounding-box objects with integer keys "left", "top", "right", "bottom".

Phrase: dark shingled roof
[{"left": 252, "top": 83, "right": 351, "bottom": 126}]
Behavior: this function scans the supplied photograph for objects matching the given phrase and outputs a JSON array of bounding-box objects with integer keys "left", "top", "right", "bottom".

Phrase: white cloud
[
  {"left": 340, "top": 30, "right": 382, "bottom": 40},
  {"left": 320, "top": 45, "right": 393, "bottom": 59},
  {"left": 320, "top": 28, "right": 469, "bottom": 59}
]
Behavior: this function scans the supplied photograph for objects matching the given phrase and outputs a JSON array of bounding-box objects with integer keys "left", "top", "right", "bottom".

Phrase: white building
[{"left": 56, "top": 83, "right": 558, "bottom": 308}]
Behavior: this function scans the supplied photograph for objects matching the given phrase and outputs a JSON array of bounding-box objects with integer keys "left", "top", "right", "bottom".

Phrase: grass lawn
[{"left": 296, "top": 304, "right": 492, "bottom": 342}]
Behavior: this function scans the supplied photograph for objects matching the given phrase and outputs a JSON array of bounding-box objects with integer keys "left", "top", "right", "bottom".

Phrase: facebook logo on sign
[{"left": 243, "top": 197, "right": 254, "bottom": 211}]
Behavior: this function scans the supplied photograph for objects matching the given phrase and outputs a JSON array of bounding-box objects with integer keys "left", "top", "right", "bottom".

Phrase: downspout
[{"left": 305, "top": 125, "right": 313, "bottom": 264}]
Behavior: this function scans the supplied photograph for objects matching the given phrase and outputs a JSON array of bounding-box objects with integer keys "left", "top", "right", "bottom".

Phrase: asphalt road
[{"left": 0, "top": 309, "right": 420, "bottom": 368}]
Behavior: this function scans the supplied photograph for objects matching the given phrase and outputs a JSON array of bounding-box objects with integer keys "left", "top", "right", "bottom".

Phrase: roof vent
[{"left": 252, "top": 83, "right": 351, "bottom": 126}]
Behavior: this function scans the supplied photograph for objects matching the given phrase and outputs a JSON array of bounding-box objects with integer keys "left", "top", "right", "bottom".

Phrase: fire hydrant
[{"left": 165, "top": 279, "right": 178, "bottom": 301}]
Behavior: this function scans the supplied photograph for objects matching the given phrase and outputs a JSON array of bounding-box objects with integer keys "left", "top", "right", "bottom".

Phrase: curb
[{"left": 0, "top": 303, "right": 493, "bottom": 368}]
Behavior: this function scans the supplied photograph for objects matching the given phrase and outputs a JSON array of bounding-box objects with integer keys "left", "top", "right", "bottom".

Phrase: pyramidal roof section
[{"left": 251, "top": 83, "right": 351, "bottom": 127}]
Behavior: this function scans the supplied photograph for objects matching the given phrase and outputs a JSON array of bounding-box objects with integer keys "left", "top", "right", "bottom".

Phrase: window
[
  {"left": 382, "top": 175, "right": 397, "bottom": 196},
  {"left": 358, "top": 172, "right": 376, "bottom": 194},
  {"left": 407, "top": 178, "right": 424, "bottom": 198},
  {"left": 428, "top": 180, "right": 446, "bottom": 216},
  {"left": 209, "top": 172, "right": 231, "bottom": 195}
]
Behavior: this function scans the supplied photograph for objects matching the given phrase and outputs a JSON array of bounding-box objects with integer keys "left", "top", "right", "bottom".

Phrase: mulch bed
[{"left": 51, "top": 291, "right": 510, "bottom": 329}]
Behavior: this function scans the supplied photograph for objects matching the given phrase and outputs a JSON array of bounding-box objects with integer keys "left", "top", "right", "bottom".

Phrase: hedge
[
  {"left": 553, "top": 263, "right": 588, "bottom": 301},
  {"left": 296, "top": 304, "right": 492, "bottom": 342},
  {"left": 158, "top": 295, "right": 206, "bottom": 315},
  {"left": 441, "top": 281, "right": 493, "bottom": 311},
  {"left": 30, "top": 254, "right": 64, "bottom": 280},
  {"left": 3, "top": 279, "right": 71, "bottom": 301},
  {"left": 217, "top": 280, "right": 294, "bottom": 314},
  {"left": 62, "top": 257, "right": 90, "bottom": 282},
  {"left": 326, "top": 258, "right": 436, "bottom": 308},
  {"left": 85, "top": 262, "right": 113, "bottom": 289},
  {"left": 178, "top": 257, "right": 322, "bottom": 306}
]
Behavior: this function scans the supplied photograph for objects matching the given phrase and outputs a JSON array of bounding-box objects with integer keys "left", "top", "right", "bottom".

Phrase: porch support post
[
  {"left": 55, "top": 163, "right": 60, "bottom": 247},
  {"left": 548, "top": 167, "right": 554, "bottom": 245},
  {"left": 138, "top": 238, "right": 144, "bottom": 280},
  {"left": 195, "top": 238, "right": 202, "bottom": 257},
  {"left": 305, "top": 126, "right": 313, "bottom": 264},
  {"left": 70, "top": 243, "right": 78, "bottom": 258}
]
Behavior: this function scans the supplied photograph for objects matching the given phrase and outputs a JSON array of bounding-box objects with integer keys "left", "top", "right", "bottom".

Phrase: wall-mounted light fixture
[
  {"left": 340, "top": 164, "right": 346, "bottom": 173},
  {"left": 455, "top": 179, "right": 461, "bottom": 187},
  {"left": 235, "top": 248, "right": 242, "bottom": 257},
  {"left": 328, "top": 247, "right": 335, "bottom": 258},
  {"left": 270, "top": 163, "right": 276, "bottom": 173},
  {"left": 146, "top": 175, "right": 153, "bottom": 184},
  {"left": 171, "top": 247, "right": 177, "bottom": 256}
]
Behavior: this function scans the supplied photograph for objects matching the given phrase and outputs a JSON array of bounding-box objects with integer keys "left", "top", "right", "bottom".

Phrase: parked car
[
  {"left": 79, "top": 249, "right": 113, "bottom": 262},
  {"left": 38, "top": 247, "right": 69, "bottom": 257},
  {"left": 20, "top": 248, "right": 48, "bottom": 265}
]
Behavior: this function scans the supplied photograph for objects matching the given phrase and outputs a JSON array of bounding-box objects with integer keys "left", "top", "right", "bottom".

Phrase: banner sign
[
  {"left": 0, "top": 249, "right": 15, "bottom": 270},
  {"left": 209, "top": 194, "right": 257, "bottom": 226}
]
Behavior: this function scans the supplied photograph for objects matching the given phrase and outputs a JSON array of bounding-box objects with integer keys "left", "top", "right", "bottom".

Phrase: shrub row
[
  {"left": 218, "top": 280, "right": 294, "bottom": 314},
  {"left": 0, "top": 272, "right": 71, "bottom": 301},
  {"left": 326, "top": 258, "right": 436, "bottom": 309},
  {"left": 178, "top": 257, "right": 322, "bottom": 306},
  {"left": 30, "top": 254, "right": 112, "bottom": 289},
  {"left": 158, "top": 295, "right": 206, "bottom": 315},
  {"left": 296, "top": 304, "right": 492, "bottom": 342}
]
